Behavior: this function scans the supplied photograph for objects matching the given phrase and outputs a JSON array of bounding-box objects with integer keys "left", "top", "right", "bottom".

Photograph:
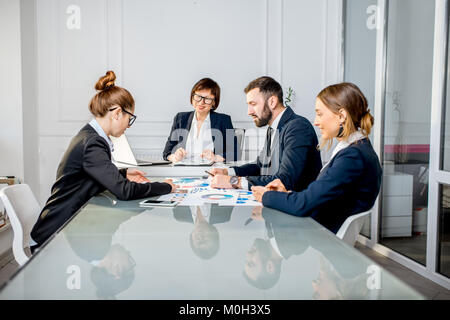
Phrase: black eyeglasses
[
  {"left": 109, "top": 106, "right": 137, "bottom": 126},
  {"left": 193, "top": 93, "right": 214, "bottom": 105}
]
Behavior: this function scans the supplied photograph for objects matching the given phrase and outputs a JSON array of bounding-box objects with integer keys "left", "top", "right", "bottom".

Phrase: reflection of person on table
[
  {"left": 243, "top": 207, "right": 370, "bottom": 298},
  {"left": 243, "top": 207, "right": 303, "bottom": 290},
  {"left": 311, "top": 254, "right": 369, "bottom": 300},
  {"left": 64, "top": 196, "right": 144, "bottom": 299},
  {"left": 252, "top": 83, "right": 382, "bottom": 233},
  {"left": 173, "top": 204, "right": 232, "bottom": 259},
  {"left": 30, "top": 71, "right": 177, "bottom": 252},
  {"left": 163, "top": 78, "right": 236, "bottom": 163}
]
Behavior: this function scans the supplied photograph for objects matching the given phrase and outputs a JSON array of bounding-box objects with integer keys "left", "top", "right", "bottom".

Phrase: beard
[
  {"left": 253, "top": 100, "right": 273, "bottom": 127},
  {"left": 251, "top": 238, "right": 272, "bottom": 261}
]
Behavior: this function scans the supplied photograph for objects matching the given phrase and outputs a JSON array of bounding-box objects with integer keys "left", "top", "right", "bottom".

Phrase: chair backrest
[
  {"left": 0, "top": 184, "right": 41, "bottom": 265},
  {"left": 336, "top": 209, "right": 371, "bottom": 246},
  {"left": 234, "top": 128, "right": 246, "bottom": 161}
]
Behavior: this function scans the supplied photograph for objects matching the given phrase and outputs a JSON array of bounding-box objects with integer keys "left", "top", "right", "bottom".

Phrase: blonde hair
[
  {"left": 317, "top": 82, "right": 374, "bottom": 150},
  {"left": 88, "top": 71, "right": 135, "bottom": 117}
]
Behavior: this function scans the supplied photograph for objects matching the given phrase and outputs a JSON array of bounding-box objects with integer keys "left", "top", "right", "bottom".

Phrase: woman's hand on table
[
  {"left": 251, "top": 186, "right": 268, "bottom": 202},
  {"left": 164, "top": 179, "right": 179, "bottom": 193},
  {"left": 126, "top": 169, "right": 150, "bottom": 183},
  {"left": 201, "top": 150, "right": 225, "bottom": 163},
  {"left": 265, "top": 179, "right": 289, "bottom": 193},
  {"left": 168, "top": 148, "right": 187, "bottom": 163}
]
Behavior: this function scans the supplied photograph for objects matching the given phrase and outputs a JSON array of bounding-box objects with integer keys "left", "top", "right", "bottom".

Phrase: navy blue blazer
[
  {"left": 262, "top": 138, "right": 382, "bottom": 233},
  {"left": 163, "top": 110, "right": 237, "bottom": 161},
  {"left": 233, "top": 107, "right": 322, "bottom": 191}
]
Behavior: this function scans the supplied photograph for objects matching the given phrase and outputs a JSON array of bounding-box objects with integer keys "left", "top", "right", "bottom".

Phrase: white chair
[
  {"left": 336, "top": 209, "right": 371, "bottom": 246},
  {"left": 0, "top": 184, "right": 40, "bottom": 266}
]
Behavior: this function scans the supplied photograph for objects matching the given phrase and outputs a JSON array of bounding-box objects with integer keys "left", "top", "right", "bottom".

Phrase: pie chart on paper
[{"left": 201, "top": 194, "right": 234, "bottom": 201}]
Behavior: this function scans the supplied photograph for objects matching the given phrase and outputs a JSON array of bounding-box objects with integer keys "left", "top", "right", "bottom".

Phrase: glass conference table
[{"left": 0, "top": 179, "right": 423, "bottom": 299}]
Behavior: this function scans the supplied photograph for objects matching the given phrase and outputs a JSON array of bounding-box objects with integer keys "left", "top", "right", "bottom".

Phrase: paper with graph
[{"left": 157, "top": 177, "right": 262, "bottom": 207}]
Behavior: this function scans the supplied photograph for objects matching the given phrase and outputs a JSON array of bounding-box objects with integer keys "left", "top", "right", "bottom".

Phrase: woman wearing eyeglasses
[
  {"left": 163, "top": 78, "right": 237, "bottom": 163},
  {"left": 30, "top": 71, "right": 177, "bottom": 251}
]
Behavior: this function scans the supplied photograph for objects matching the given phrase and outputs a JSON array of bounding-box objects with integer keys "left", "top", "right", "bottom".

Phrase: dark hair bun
[{"left": 95, "top": 70, "right": 116, "bottom": 91}]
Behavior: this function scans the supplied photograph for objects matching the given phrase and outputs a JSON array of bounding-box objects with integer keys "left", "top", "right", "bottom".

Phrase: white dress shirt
[
  {"left": 269, "top": 237, "right": 285, "bottom": 259},
  {"left": 185, "top": 112, "right": 214, "bottom": 159},
  {"left": 89, "top": 118, "right": 114, "bottom": 153},
  {"left": 189, "top": 204, "right": 212, "bottom": 223},
  {"left": 229, "top": 108, "right": 287, "bottom": 190}
]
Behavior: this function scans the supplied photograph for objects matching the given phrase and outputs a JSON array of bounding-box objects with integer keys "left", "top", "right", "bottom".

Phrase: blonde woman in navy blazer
[{"left": 252, "top": 83, "right": 382, "bottom": 233}]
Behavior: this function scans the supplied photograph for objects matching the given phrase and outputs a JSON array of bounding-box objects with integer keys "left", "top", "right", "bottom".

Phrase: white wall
[
  {"left": 0, "top": 0, "right": 24, "bottom": 256},
  {"left": 31, "top": 0, "right": 342, "bottom": 204},
  {"left": 0, "top": 0, "right": 24, "bottom": 179}
]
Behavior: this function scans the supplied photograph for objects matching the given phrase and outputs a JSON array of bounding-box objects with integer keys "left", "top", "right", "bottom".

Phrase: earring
[{"left": 337, "top": 124, "right": 344, "bottom": 138}]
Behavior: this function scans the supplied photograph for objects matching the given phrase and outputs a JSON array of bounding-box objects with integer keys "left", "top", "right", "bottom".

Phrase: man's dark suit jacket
[
  {"left": 232, "top": 107, "right": 322, "bottom": 191},
  {"left": 31, "top": 124, "right": 172, "bottom": 246},
  {"left": 173, "top": 205, "right": 232, "bottom": 225},
  {"left": 163, "top": 110, "right": 237, "bottom": 161},
  {"left": 262, "top": 138, "right": 382, "bottom": 233}
]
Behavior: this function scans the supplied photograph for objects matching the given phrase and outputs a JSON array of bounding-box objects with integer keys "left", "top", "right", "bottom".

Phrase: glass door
[
  {"left": 437, "top": 4, "right": 450, "bottom": 278},
  {"left": 379, "top": 0, "right": 436, "bottom": 266}
]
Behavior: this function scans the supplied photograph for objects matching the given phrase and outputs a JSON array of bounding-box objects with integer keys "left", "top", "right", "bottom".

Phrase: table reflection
[
  {"left": 63, "top": 193, "right": 144, "bottom": 299},
  {"left": 243, "top": 207, "right": 372, "bottom": 299},
  {"left": 172, "top": 204, "right": 232, "bottom": 260},
  {"left": 0, "top": 195, "right": 422, "bottom": 300}
]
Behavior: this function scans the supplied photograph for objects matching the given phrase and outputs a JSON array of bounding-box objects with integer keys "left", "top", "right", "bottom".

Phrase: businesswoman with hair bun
[
  {"left": 252, "top": 82, "right": 382, "bottom": 233},
  {"left": 30, "top": 71, "right": 177, "bottom": 251}
]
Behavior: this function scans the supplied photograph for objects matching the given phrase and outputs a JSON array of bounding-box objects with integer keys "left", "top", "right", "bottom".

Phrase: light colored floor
[
  {"left": 355, "top": 242, "right": 450, "bottom": 300},
  {"left": 0, "top": 254, "right": 19, "bottom": 289},
  {"left": 0, "top": 245, "right": 449, "bottom": 299}
]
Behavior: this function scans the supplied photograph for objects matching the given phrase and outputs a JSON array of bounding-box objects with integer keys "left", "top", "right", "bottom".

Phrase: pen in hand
[{"left": 205, "top": 170, "right": 215, "bottom": 177}]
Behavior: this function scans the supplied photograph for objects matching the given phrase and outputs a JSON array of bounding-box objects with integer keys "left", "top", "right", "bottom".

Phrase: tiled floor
[{"left": 0, "top": 245, "right": 449, "bottom": 299}]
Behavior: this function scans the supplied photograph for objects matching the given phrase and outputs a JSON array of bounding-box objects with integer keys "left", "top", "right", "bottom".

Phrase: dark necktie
[{"left": 266, "top": 126, "right": 274, "bottom": 157}]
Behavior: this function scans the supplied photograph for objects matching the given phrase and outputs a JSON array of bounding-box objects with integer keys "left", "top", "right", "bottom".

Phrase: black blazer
[
  {"left": 233, "top": 107, "right": 322, "bottom": 191},
  {"left": 31, "top": 124, "right": 172, "bottom": 246},
  {"left": 262, "top": 138, "right": 382, "bottom": 233},
  {"left": 63, "top": 201, "right": 143, "bottom": 262},
  {"left": 163, "top": 110, "right": 237, "bottom": 161}
]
